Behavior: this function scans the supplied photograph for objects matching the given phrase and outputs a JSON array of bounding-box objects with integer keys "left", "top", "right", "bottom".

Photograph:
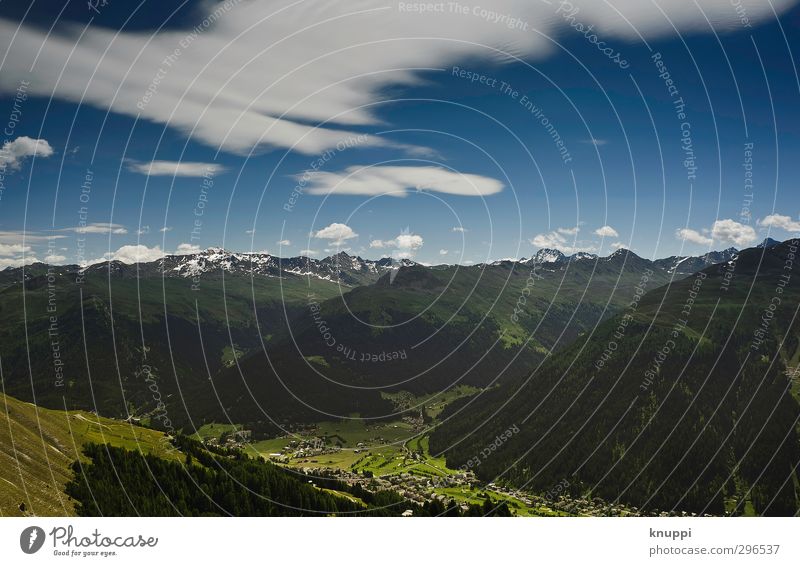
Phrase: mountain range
[
  {"left": 2, "top": 237, "right": 799, "bottom": 514},
  {"left": 430, "top": 238, "right": 800, "bottom": 516}
]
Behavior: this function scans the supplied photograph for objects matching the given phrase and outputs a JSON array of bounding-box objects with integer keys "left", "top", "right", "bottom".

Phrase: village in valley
[{"left": 193, "top": 408, "right": 672, "bottom": 517}]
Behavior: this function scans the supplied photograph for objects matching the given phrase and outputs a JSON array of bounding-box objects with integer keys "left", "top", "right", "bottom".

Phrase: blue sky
[{"left": 1, "top": 0, "right": 800, "bottom": 268}]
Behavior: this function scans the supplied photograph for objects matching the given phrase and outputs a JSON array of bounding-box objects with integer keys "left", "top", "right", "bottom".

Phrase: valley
[{"left": 2, "top": 240, "right": 799, "bottom": 516}]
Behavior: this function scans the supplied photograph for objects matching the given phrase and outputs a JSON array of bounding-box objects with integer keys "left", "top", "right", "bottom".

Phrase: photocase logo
[{"left": 20, "top": 526, "right": 45, "bottom": 554}]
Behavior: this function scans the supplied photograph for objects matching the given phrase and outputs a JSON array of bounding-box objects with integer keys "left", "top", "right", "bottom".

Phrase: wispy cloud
[
  {"left": 57, "top": 222, "right": 128, "bottom": 235},
  {"left": 302, "top": 165, "right": 504, "bottom": 198},
  {"left": 126, "top": 160, "right": 225, "bottom": 177},
  {"left": 1, "top": 1, "right": 790, "bottom": 157}
]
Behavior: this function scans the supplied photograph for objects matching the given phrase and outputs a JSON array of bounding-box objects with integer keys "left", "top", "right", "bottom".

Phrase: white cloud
[
  {"left": 175, "top": 243, "right": 202, "bottom": 255},
  {"left": 99, "top": 244, "right": 165, "bottom": 264},
  {"left": 277, "top": 239, "right": 291, "bottom": 246},
  {"left": 43, "top": 253, "right": 67, "bottom": 263},
  {"left": 676, "top": 227, "right": 713, "bottom": 246},
  {"left": 452, "top": 227, "right": 468, "bottom": 233},
  {"left": 711, "top": 219, "right": 757, "bottom": 247},
  {"left": 313, "top": 223, "right": 358, "bottom": 246},
  {"left": 370, "top": 230, "right": 424, "bottom": 259},
  {"left": 0, "top": 255, "right": 38, "bottom": 269},
  {"left": 0, "top": 136, "right": 54, "bottom": 170},
  {"left": 53, "top": 223, "right": 129, "bottom": 235},
  {"left": 1, "top": 2, "right": 791, "bottom": 157},
  {"left": 557, "top": 226, "right": 580, "bottom": 235},
  {"left": 0, "top": 231, "right": 66, "bottom": 246},
  {"left": 531, "top": 232, "right": 564, "bottom": 249},
  {"left": 299, "top": 249, "right": 318, "bottom": 257},
  {"left": 594, "top": 225, "right": 619, "bottom": 238},
  {"left": 126, "top": 160, "right": 225, "bottom": 177},
  {"left": 676, "top": 220, "right": 758, "bottom": 248},
  {"left": 439, "top": 249, "right": 449, "bottom": 255},
  {"left": 395, "top": 233, "right": 424, "bottom": 250},
  {"left": 303, "top": 165, "right": 504, "bottom": 198},
  {"left": 530, "top": 230, "right": 595, "bottom": 255},
  {"left": 758, "top": 214, "right": 800, "bottom": 232},
  {"left": 0, "top": 243, "right": 31, "bottom": 256},
  {"left": 72, "top": 223, "right": 128, "bottom": 235},
  {"left": 582, "top": 138, "right": 608, "bottom": 146},
  {"left": 610, "top": 242, "right": 625, "bottom": 250},
  {"left": 159, "top": 226, "right": 173, "bottom": 233}
]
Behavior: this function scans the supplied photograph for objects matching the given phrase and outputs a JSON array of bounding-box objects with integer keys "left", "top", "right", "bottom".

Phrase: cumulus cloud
[
  {"left": 1, "top": 1, "right": 792, "bottom": 157},
  {"left": 439, "top": 249, "right": 449, "bottom": 255},
  {"left": 43, "top": 253, "right": 67, "bottom": 263},
  {"left": 299, "top": 249, "right": 318, "bottom": 257},
  {"left": 98, "top": 244, "right": 165, "bottom": 264},
  {"left": 277, "top": 239, "right": 291, "bottom": 246},
  {"left": 159, "top": 226, "right": 173, "bottom": 233},
  {"left": 557, "top": 226, "right": 580, "bottom": 235},
  {"left": 0, "top": 243, "right": 32, "bottom": 256},
  {"left": 452, "top": 227, "right": 468, "bottom": 233},
  {"left": 0, "top": 136, "right": 54, "bottom": 170},
  {"left": 676, "top": 227, "right": 713, "bottom": 246},
  {"left": 711, "top": 219, "right": 757, "bottom": 247},
  {"left": 313, "top": 223, "right": 358, "bottom": 246},
  {"left": 370, "top": 230, "right": 424, "bottom": 259},
  {"left": 303, "top": 165, "right": 504, "bottom": 198},
  {"left": 0, "top": 255, "right": 38, "bottom": 269},
  {"left": 126, "top": 160, "right": 225, "bottom": 177},
  {"left": 677, "top": 219, "right": 758, "bottom": 248},
  {"left": 175, "top": 243, "right": 202, "bottom": 255},
  {"left": 594, "top": 225, "right": 619, "bottom": 238},
  {"left": 0, "top": 242, "right": 38, "bottom": 267},
  {"left": 758, "top": 214, "right": 800, "bottom": 232}
]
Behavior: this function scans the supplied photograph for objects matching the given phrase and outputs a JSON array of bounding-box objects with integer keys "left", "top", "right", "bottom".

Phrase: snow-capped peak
[{"left": 532, "top": 248, "right": 566, "bottom": 264}]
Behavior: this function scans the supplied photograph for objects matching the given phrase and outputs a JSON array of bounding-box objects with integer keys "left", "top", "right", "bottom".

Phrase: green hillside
[
  {"left": 431, "top": 240, "right": 800, "bottom": 516},
  {"left": 0, "top": 392, "right": 179, "bottom": 516}
]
